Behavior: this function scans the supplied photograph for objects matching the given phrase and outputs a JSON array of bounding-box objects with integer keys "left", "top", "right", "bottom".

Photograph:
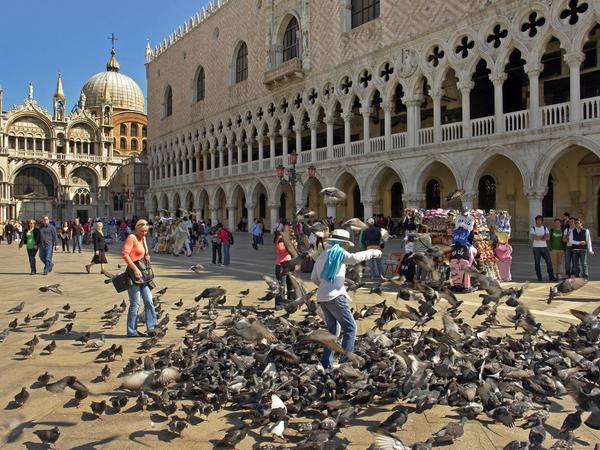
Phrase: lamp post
[{"left": 275, "top": 151, "right": 316, "bottom": 222}]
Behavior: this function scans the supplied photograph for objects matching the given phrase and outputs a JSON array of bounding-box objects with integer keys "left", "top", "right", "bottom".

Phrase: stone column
[
  {"left": 210, "top": 207, "right": 218, "bottom": 226},
  {"left": 209, "top": 151, "right": 215, "bottom": 174},
  {"left": 237, "top": 143, "right": 243, "bottom": 168},
  {"left": 461, "top": 191, "right": 477, "bottom": 210},
  {"left": 227, "top": 204, "right": 236, "bottom": 231},
  {"left": 431, "top": 89, "right": 443, "bottom": 143},
  {"left": 308, "top": 120, "right": 318, "bottom": 163},
  {"left": 246, "top": 203, "right": 255, "bottom": 233},
  {"left": 280, "top": 129, "right": 289, "bottom": 164},
  {"left": 458, "top": 80, "right": 474, "bottom": 138},
  {"left": 566, "top": 52, "right": 584, "bottom": 122},
  {"left": 257, "top": 135, "right": 264, "bottom": 169},
  {"left": 404, "top": 97, "right": 421, "bottom": 147},
  {"left": 246, "top": 138, "right": 253, "bottom": 165},
  {"left": 526, "top": 190, "right": 545, "bottom": 230},
  {"left": 363, "top": 198, "right": 374, "bottom": 221},
  {"left": 491, "top": 72, "right": 507, "bottom": 133},
  {"left": 526, "top": 64, "right": 542, "bottom": 128},
  {"left": 382, "top": 102, "right": 393, "bottom": 150},
  {"left": 342, "top": 112, "right": 353, "bottom": 155},
  {"left": 403, "top": 192, "right": 423, "bottom": 209},
  {"left": 269, "top": 203, "right": 279, "bottom": 233},
  {"left": 202, "top": 152, "right": 207, "bottom": 173},
  {"left": 294, "top": 125, "right": 303, "bottom": 155},
  {"left": 360, "top": 107, "right": 371, "bottom": 153},
  {"left": 269, "top": 132, "right": 276, "bottom": 168},
  {"left": 226, "top": 145, "right": 232, "bottom": 175},
  {"left": 325, "top": 115, "right": 335, "bottom": 159},
  {"left": 325, "top": 198, "right": 337, "bottom": 221}
]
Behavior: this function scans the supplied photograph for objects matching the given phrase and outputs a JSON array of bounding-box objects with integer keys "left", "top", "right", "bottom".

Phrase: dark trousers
[
  {"left": 533, "top": 247, "right": 554, "bottom": 281},
  {"left": 27, "top": 248, "right": 37, "bottom": 273},
  {"left": 275, "top": 264, "right": 295, "bottom": 305},
  {"left": 61, "top": 237, "right": 70, "bottom": 252},
  {"left": 6, "top": 233, "right": 12, "bottom": 244},
  {"left": 571, "top": 249, "right": 589, "bottom": 278},
  {"left": 564, "top": 246, "right": 573, "bottom": 277},
  {"left": 212, "top": 243, "right": 222, "bottom": 264}
]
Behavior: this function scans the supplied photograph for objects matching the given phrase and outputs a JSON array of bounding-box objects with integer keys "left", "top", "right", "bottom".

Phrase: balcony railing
[
  {"left": 7, "top": 149, "right": 116, "bottom": 163},
  {"left": 264, "top": 58, "right": 304, "bottom": 87},
  {"left": 154, "top": 95, "right": 600, "bottom": 187}
]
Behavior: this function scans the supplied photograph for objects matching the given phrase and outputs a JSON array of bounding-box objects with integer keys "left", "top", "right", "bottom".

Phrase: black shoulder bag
[{"left": 127, "top": 238, "right": 155, "bottom": 285}]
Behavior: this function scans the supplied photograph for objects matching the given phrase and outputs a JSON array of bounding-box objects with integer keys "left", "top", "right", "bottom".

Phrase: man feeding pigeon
[{"left": 310, "top": 228, "right": 382, "bottom": 368}]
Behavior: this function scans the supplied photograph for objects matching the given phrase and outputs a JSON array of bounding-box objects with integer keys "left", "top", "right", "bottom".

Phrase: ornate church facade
[
  {"left": 0, "top": 48, "right": 148, "bottom": 222},
  {"left": 146, "top": 0, "right": 600, "bottom": 238}
]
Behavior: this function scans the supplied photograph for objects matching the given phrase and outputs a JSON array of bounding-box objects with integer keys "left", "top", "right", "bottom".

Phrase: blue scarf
[{"left": 320, "top": 241, "right": 345, "bottom": 283}]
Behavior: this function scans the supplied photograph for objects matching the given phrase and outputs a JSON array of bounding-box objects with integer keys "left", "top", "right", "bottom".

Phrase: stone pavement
[{"left": 0, "top": 233, "right": 599, "bottom": 449}]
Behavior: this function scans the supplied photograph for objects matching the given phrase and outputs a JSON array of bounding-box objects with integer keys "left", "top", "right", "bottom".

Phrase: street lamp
[{"left": 275, "top": 151, "right": 316, "bottom": 222}]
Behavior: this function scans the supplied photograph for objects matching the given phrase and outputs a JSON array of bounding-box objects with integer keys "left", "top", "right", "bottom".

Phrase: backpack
[{"left": 227, "top": 229, "right": 234, "bottom": 245}]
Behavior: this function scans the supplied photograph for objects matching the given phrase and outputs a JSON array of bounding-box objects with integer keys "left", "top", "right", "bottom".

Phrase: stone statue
[
  {"left": 27, "top": 82, "right": 33, "bottom": 100},
  {"left": 79, "top": 91, "right": 86, "bottom": 110},
  {"left": 302, "top": 28, "right": 309, "bottom": 57}
]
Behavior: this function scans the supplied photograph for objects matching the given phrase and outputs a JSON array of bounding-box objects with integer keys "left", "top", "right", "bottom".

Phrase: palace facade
[
  {"left": 146, "top": 0, "right": 600, "bottom": 237},
  {"left": 0, "top": 48, "right": 149, "bottom": 222}
]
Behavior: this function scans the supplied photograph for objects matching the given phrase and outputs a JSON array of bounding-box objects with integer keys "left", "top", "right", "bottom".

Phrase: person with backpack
[
  {"left": 219, "top": 224, "right": 233, "bottom": 266},
  {"left": 530, "top": 215, "right": 556, "bottom": 282},
  {"left": 211, "top": 224, "right": 223, "bottom": 265},
  {"left": 569, "top": 218, "right": 594, "bottom": 279}
]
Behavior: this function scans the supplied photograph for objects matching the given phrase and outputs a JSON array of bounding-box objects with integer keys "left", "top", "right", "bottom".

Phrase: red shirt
[
  {"left": 218, "top": 228, "right": 229, "bottom": 244},
  {"left": 275, "top": 238, "right": 292, "bottom": 265},
  {"left": 122, "top": 234, "right": 147, "bottom": 262}
]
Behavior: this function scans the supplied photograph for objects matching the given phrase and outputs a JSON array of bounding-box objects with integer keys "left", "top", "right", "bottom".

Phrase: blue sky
[{"left": 0, "top": 0, "right": 211, "bottom": 112}]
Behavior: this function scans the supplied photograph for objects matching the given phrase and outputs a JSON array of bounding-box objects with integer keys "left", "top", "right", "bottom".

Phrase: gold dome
[{"left": 81, "top": 49, "right": 145, "bottom": 113}]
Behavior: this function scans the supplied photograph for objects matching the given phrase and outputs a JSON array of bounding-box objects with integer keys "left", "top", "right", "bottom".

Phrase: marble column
[
  {"left": 210, "top": 207, "right": 218, "bottom": 226},
  {"left": 360, "top": 107, "right": 371, "bottom": 153},
  {"left": 458, "top": 80, "right": 473, "bottom": 138},
  {"left": 431, "top": 89, "right": 443, "bottom": 143},
  {"left": 362, "top": 198, "right": 374, "bottom": 221},
  {"left": 324, "top": 115, "right": 335, "bottom": 159},
  {"left": 269, "top": 132, "right": 276, "bottom": 169},
  {"left": 566, "top": 52, "right": 584, "bottom": 122},
  {"left": 526, "top": 64, "right": 542, "bottom": 128},
  {"left": 281, "top": 129, "right": 289, "bottom": 164},
  {"left": 227, "top": 204, "right": 236, "bottom": 231},
  {"left": 404, "top": 97, "right": 421, "bottom": 147},
  {"left": 526, "top": 190, "right": 545, "bottom": 230},
  {"left": 257, "top": 135, "right": 264, "bottom": 169},
  {"left": 491, "top": 72, "right": 507, "bottom": 133},
  {"left": 269, "top": 203, "right": 279, "bottom": 233},
  {"left": 342, "top": 112, "right": 353, "bottom": 155},
  {"left": 382, "top": 102, "right": 393, "bottom": 150},
  {"left": 308, "top": 120, "right": 318, "bottom": 163},
  {"left": 294, "top": 125, "right": 303, "bottom": 155},
  {"left": 325, "top": 198, "right": 337, "bottom": 220},
  {"left": 246, "top": 203, "right": 255, "bottom": 233}
]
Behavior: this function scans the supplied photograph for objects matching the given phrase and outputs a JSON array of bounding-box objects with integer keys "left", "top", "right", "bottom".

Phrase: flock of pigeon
[{"left": 1, "top": 188, "right": 600, "bottom": 449}]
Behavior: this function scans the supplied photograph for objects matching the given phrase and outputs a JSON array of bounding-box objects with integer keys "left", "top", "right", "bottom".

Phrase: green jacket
[{"left": 548, "top": 228, "right": 565, "bottom": 251}]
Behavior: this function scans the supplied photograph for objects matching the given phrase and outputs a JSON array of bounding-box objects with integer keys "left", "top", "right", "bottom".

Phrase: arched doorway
[
  {"left": 70, "top": 166, "right": 98, "bottom": 219},
  {"left": 478, "top": 175, "right": 497, "bottom": 211},
  {"left": 371, "top": 166, "right": 403, "bottom": 217},
  {"left": 542, "top": 174, "right": 554, "bottom": 218},
  {"left": 279, "top": 193, "right": 287, "bottom": 220},
  {"left": 391, "top": 182, "right": 404, "bottom": 217},
  {"left": 302, "top": 177, "right": 326, "bottom": 218},
  {"left": 418, "top": 161, "right": 458, "bottom": 209},
  {"left": 13, "top": 166, "right": 57, "bottom": 220},
  {"left": 335, "top": 172, "right": 362, "bottom": 219},
  {"left": 352, "top": 185, "right": 364, "bottom": 218},
  {"left": 426, "top": 179, "right": 441, "bottom": 209}
]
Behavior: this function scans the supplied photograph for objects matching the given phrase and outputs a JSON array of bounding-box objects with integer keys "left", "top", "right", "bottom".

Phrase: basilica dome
[{"left": 81, "top": 49, "right": 145, "bottom": 113}]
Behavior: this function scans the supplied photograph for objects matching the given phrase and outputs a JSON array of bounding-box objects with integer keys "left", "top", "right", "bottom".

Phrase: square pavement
[{"left": 0, "top": 233, "right": 599, "bottom": 449}]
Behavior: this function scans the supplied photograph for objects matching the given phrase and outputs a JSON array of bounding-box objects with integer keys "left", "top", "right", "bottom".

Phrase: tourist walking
[
  {"left": 19, "top": 219, "right": 40, "bottom": 275},
  {"left": 220, "top": 224, "right": 233, "bottom": 266},
  {"left": 86, "top": 222, "right": 108, "bottom": 274},
  {"left": 530, "top": 215, "right": 556, "bottom": 282},
  {"left": 60, "top": 222, "right": 70, "bottom": 252},
  {"left": 38, "top": 216, "right": 58, "bottom": 275},
  {"left": 5, "top": 220, "right": 14, "bottom": 245},
  {"left": 563, "top": 216, "right": 576, "bottom": 277},
  {"left": 211, "top": 224, "right": 223, "bottom": 265},
  {"left": 311, "top": 229, "right": 382, "bottom": 368},
  {"left": 549, "top": 218, "right": 566, "bottom": 279},
  {"left": 361, "top": 218, "right": 384, "bottom": 278},
  {"left": 172, "top": 217, "right": 192, "bottom": 257},
  {"left": 71, "top": 218, "right": 83, "bottom": 253},
  {"left": 251, "top": 218, "right": 262, "bottom": 250},
  {"left": 569, "top": 218, "right": 594, "bottom": 279},
  {"left": 274, "top": 228, "right": 296, "bottom": 310},
  {"left": 122, "top": 219, "right": 157, "bottom": 337}
]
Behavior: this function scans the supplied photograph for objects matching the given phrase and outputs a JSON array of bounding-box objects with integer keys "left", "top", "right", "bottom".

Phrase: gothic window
[
  {"left": 102, "top": 166, "right": 107, "bottom": 180},
  {"left": 283, "top": 17, "right": 299, "bottom": 62},
  {"left": 60, "top": 165, "right": 66, "bottom": 178},
  {"left": 235, "top": 42, "right": 248, "bottom": 83},
  {"left": 130, "top": 123, "right": 138, "bottom": 136},
  {"left": 8, "top": 136, "right": 15, "bottom": 149},
  {"left": 142, "top": 125, "right": 147, "bottom": 137},
  {"left": 478, "top": 175, "right": 496, "bottom": 211},
  {"left": 196, "top": 67, "right": 205, "bottom": 101},
  {"left": 542, "top": 174, "right": 554, "bottom": 217},
  {"left": 164, "top": 85, "right": 173, "bottom": 117},
  {"left": 351, "top": 0, "right": 380, "bottom": 29},
  {"left": 73, "top": 188, "right": 90, "bottom": 205},
  {"left": 131, "top": 139, "right": 138, "bottom": 152},
  {"left": 426, "top": 180, "right": 441, "bottom": 210},
  {"left": 142, "top": 140, "right": 147, "bottom": 151},
  {"left": 113, "top": 193, "right": 124, "bottom": 211},
  {"left": 120, "top": 138, "right": 127, "bottom": 150},
  {"left": 120, "top": 124, "right": 127, "bottom": 135}
]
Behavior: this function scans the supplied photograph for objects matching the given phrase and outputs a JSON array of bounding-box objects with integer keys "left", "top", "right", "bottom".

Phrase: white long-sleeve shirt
[
  {"left": 568, "top": 228, "right": 593, "bottom": 252},
  {"left": 311, "top": 246, "right": 381, "bottom": 303}
]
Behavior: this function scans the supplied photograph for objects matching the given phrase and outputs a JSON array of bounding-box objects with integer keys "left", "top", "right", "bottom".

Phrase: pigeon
[
  {"left": 371, "top": 431, "right": 411, "bottom": 450},
  {"left": 559, "top": 408, "right": 582, "bottom": 435},
  {"left": 8, "top": 318, "right": 18, "bottom": 330},
  {"left": 174, "top": 298, "right": 184, "bottom": 308},
  {"left": 215, "top": 423, "right": 249, "bottom": 448},
  {"left": 342, "top": 218, "right": 368, "bottom": 231},
  {"left": 529, "top": 417, "right": 546, "bottom": 447},
  {"left": 296, "top": 207, "right": 316, "bottom": 218},
  {"left": 37, "top": 371, "right": 54, "bottom": 385},
  {"left": 8, "top": 302, "right": 25, "bottom": 313},
  {"left": 53, "top": 322, "right": 73, "bottom": 336},
  {"left": 62, "top": 303, "right": 71, "bottom": 311},
  {"left": 431, "top": 417, "right": 466, "bottom": 445},
  {"left": 446, "top": 189, "right": 465, "bottom": 201},
  {"left": 155, "top": 287, "right": 168, "bottom": 296},
  {"left": 110, "top": 394, "right": 129, "bottom": 413},
  {"left": 320, "top": 187, "right": 346, "bottom": 200},
  {"left": 195, "top": 286, "right": 226, "bottom": 301},
  {"left": 16, "top": 344, "right": 35, "bottom": 358},
  {"left": 168, "top": 416, "right": 188, "bottom": 436},
  {"left": 33, "top": 427, "right": 60, "bottom": 448},
  {"left": 90, "top": 400, "right": 107, "bottom": 418},
  {"left": 32, "top": 308, "right": 49, "bottom": 319},
  {"left": 260, "top": 420, "right": 287, "bottom": 442},
  {"left": 233, "top": 319, "right": 277, "bottom": 343},
  {"left": 38, "top": 284, "right": 63, "bottom": 294},
  {"left": 75, "top": 331, "right": 91, "bottom": 345},
  {"left": 548, "top": 278, "right": 588, "bottom": 303},
  {"left": 45, "top": 376, "right": 89, "bottom": 395},
  {"left": 13, "top": 387, "right": 29, "bottom": 407},
  {"left": 101, "top": 364, "right": 111, "bottom": 381},
  {"left": 378, "top": 406, "right": 409, "bottom": 432},
  {"left": 42, "top": 340, "right": 57, "bottom": 354},
  {"left": 190, "top": 264, "right": 205, "bottom": 273},
  {"left": 85, "top": 336, "right": 106, "bottom": 349}
]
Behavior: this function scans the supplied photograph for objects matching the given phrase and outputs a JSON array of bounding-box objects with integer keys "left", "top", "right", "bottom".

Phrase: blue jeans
[
  {"left": 571, "top": 249, "right": 589, "bottom": 278},
  {"left": 126, "top": 283, "right": 157, "bottom": 336},
  {"left": 223, "top": 243, "right": 230, "bottom": 265},
  {"left": 369, "top": 257, "right": 383, "bottom": 278},
  {"left": 319, "top": 295, "right": 357, "bottom": 368},
  {"left": 72, "top": 235, "right": 82, "bottom": 252},
  {"left": 38, "top": 243, "right": 54, "bottom": 274},
  {"left": 533, "top": 247, "right": 554, "bottom": 281},
  {"left": 565, "top": 246, "right": 573, "bottom": 276}
]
